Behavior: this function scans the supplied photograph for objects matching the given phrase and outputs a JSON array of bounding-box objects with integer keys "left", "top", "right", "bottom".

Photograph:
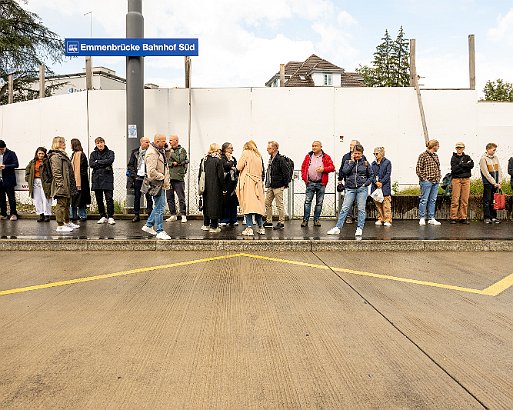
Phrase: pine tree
[
  {"left": 0, "top": 0, "right": 64, "bottom": 103},
  {"left": 482, "top": 79, "right": 513, "bottom": 102}
]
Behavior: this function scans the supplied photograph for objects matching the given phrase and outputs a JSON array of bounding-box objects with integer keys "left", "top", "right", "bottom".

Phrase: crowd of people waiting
[{"left": 0, "top": 136, "right": 512, "bottom": 239}]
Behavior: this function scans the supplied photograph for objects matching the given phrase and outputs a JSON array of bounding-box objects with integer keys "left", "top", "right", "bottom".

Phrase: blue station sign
[{"left": 65, "top": 38, "right": 198, "bottom": 57}]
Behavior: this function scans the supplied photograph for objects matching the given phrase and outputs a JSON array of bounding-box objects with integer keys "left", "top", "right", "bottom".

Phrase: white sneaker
[
  {"left": 428, "top": 218, "right": 441, "bottom": 225},
  {"left": 241, "top": 227, "right": 254, "bottom": 236},
  {"left": 219, "top": 222, "right": 227, "bottom": 227},
  {"left": 355, "top": 228, "right": 363, "bottom": 236},
  {"left": 56, "top": 225, "right": 73, "bottom": 232},
  {"left": 233, "top": 222, "right": 239, "bottom": 226},
  {"left": 375, "top": 220, "right": 382, "bottom": 226},
  {"left": 419, "top": 218, "right": 426, "bottom": 226},
  {"left": 209, "top": 227, "right": 221, "bottom": 233},
  {"left": 384, "top": 222, "right": 392, "bottom": 227},
  {"left": 181, "top": 215, "right": 187, "bottom": 223},
  {"left": 327, "top": 227, "right": 340, "bottom": 235},
  {"left": 108, "top": 217, "right": 116, "bottom": 225},
  {"left": 257, "top": 228, "right": 266, "bottom": 235},
  {"left": 201, "top": 225, "right": 210, "bottom": 231},
  {"left": 66, "top": 222, "right": 80, "bottom": 229},
  {"left": 97, "top": 217, "right": 107, "bottom": 224},
  {"left": 166, "top": 215, "right": 177, "bottom": 222},
  {"left": 141, "top": 225, "right": 157, "bottom": 236},
  {"left": 156, "top": 231, "right": 171, "bottom": 240}
]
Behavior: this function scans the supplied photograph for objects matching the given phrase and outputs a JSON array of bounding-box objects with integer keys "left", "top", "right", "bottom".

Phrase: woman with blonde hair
[
  {"left": 236, "top": 140, "right": 266, "bottom": 236},
  {"left": 199, "top": 143, "right": 226, "bottom": 233}
]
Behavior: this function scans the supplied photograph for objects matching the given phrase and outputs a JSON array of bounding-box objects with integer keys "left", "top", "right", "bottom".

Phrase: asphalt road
[{"left": 1, "top": 251, "right": 512, "bottom": 408}]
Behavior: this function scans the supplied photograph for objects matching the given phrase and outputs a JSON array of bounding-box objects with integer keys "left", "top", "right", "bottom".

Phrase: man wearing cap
[
  {"left": 450, "top": 142, "right": 474, "bottom": 224},
  {"left": 0, "top": 140, "right": 19, "bottom": 221}
]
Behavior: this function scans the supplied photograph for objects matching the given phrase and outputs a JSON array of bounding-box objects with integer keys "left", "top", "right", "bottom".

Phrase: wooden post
[
  {"left": 85, "top": 56, "right": 93, "bottom": 90},
  {"left": 279, "top": 64, "right": 285, "bottom": 87},
  {"left": 409, "top": 39, "right": 429, "bottom": 144},
  {"left": 39, "top": 64, "right": 45, "bottom": 98},
  {"left": 7, "top": 74, "right": 13, "bottom": 104},
  {"left": 468, "top": 34, "right": 476, "bottom": 90},
  {"left": 184, "top": 56, "right": 191, "bottom": 88}
]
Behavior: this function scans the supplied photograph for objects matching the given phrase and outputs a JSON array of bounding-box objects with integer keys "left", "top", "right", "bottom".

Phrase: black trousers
[
  {"left": 94, "top": 189, "right": 114, "bottom": 218},
  {"left": 166, "top": 180, "right": 186, "bottom": 215},
  {"left": 483, "top": 184, "right": 497, "bottom": 220},
  {"left": 133, "top": 178, "right": 153, "bottom": 215},
  {"left": 0, "top": 179, "right": 17, "bottom": 216}
]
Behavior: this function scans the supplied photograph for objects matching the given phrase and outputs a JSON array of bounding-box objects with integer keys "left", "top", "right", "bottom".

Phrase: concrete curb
[{"left": 1, "top": 239, "right": 513, "bottom": 251}]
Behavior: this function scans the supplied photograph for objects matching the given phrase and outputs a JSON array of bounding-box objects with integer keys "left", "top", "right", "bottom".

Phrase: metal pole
[
  {"left": 39, "top": 65, "right": 45, "bottom": 98},
  {"left": 7, "top": 75, "right": 13, "bottom": 104},
  {"left": 468, "top": 34, "right": 476, "bottom": 90},
  {"left": 410, "top": 39, "right": 429, "bottom": 144},
  {"left": 126, "top": 0, "right": 144, "bottom": 208}
]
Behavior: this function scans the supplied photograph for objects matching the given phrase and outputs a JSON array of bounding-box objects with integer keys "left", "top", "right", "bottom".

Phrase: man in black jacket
[
  {"left": 89, "top": 137, "right": 115, "bottom": 224},
  {"left": 263, "top": 140, "right": 290, "bottom": 230},
  {"left": 450, "top": 141, "right": 474, "bottom": 224},
  {"left": 0, "top": 140, "right": 19, "bottom": 220},
  {"left": 127, "top": 136, "right": 153, "bottom": 222}
]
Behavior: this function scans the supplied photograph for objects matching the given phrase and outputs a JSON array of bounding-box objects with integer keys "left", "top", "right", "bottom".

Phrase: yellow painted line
[
  {"left": 0, "top": 253, "right": 243, "bottom": 297},
  {"left": 480, "top": 272, "right": 513, "bottom": 296},
  {"left": 239, "top": 253, "right": 495, "bottom": 296}
]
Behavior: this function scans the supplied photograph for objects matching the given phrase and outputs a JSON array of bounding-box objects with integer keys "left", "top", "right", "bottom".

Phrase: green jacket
[
  {"left": 25, "top": 159, "right": 52, "bottom": 199},
  {"left": 48, "top": 150, "right": 72, "bottom": 198},
  {"left": 168, "top": 145, "right": 188, "bottom": 181}
]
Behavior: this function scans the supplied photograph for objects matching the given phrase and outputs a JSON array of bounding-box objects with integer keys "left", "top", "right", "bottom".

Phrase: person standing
[
  {"left": 236, "top": 140, "right": 266, "bottom": 236},
  {"left": 166, "top": 134, "right": 188, "bottom": 223},
  {"left": 480, "top": 142, "right": 502, "bottom": 224},
  {"left": 371, "top": 147, "right": 393, "bottom": 226},
  {"left": 450, "top": 142, "right": 474, "bottom": 224},
  {"left": 263, "top": 140, "right": 290, "bottom": 230},
  {"left": 508, "top": 155, "right": 513, "bottom": 192},
  {"left": 89, "top": 137, "right": 115, "bottom": 225},
  {"left": 70, "top": 139, "right": 91, "bottom": 222},
  {"left": 300, "top": 140, "right": 335, "bottom": 227},
  {"left": 328, "top": 144, "right": 373, "bottom": 237},
  {"left": 199, "top": 143, "right": 226, "bottom": 233},
  {"left": 141, "top": 134, "right": 172, "bottom": 240},
  {"left": 25, "top": 147, "right": 52, "bottom": 222},
  {"left": 127, "top": 136, "right": 153, "bottom": 222},
  {"left": 416, "top": 139, "right": 442, "bottom": 226},
  {"left": 0, "top": 140, "right": 19, "bottom": 220},
  {"left": 220, "top": 142, "right": 239, "bottom": 226},
  {"left": 48, "top": 137, "right": 79, "bottom": 232}
]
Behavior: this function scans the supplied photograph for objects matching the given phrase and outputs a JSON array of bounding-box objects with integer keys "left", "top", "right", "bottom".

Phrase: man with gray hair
[
  {"left": 166, "top": 134, "right": 188, "bottom": 223},
  {"left": 127, "top": 136, "right": 153, "bottom": 222}
]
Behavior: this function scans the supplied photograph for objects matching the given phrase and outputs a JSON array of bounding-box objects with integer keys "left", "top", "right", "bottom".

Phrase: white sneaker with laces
[
  {"left": 384, "top": 222, "right": 392, "bottom": 227},
  {"left": 241, "top": 227, "right": 254, "bottom": 236},
  {"left": 56, "top": 225, "right": 73, "bottom": 232},
  {"left": 156, "top": 231, "right": 171, "bottom": 240},
  {"left": 257, "top": 228, "right": 266, "bottom": 235},
  {"left": 181, "top": 215, "right": 187, "bottom": 223},
  {"left": 141, "top": 225, "right": 157, "bottom": 236},
  {"left": 209, "top": 227, "right": 221, "bottom": 233},
  {"left": 108, "top": 218, "right": 116, "bottom": 225},
  {"left": 166, "top": 215, "right": 177, "bottom": 222},
  {"left": 97, "top": 217, "right": 107, "bottom": 224},
  {"left": 201, "top": 225, "right": 210, "bottom": 231},
  {"left": 419, "top": 218, "right": 426, "bottom": 226},
  {"left": 355, "top": 228, "right": 363, "bottom": 236},
  {"left": 327, "top": 227, "right": 340, "bottom": 235},
  {"left": 375, "top": 220, "right": 382, "bottom": 226},
  {"left": 428, "top": 218, "right": 441, "bottom": 225},
  {"left": 66, "top": 222, "right": 80, "bottom": 229}
]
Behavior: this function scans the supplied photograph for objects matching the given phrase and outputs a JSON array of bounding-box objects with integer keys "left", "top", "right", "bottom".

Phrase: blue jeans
[
  {"left": 146, "top": 190, "right": 166, "bottom": 233},
  {"left": 335, "top": 186, "right": 368, "bottom": 229},
  {"left": 245, "top": 213, "right": 263, "bottom": 228},
  {"left": 70, "top": 206, "right": 87, "bottom": 220},
  {"left": 419, "top": 181, "right": 439, "bottom": 219},
  {"left": 303, "top": 182, "right": 325, "bottom": 222}
]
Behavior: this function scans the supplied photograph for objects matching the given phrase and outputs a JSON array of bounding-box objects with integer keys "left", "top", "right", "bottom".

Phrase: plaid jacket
[{"left": 416, "top": 150, "right": 441, "bottom": 183}]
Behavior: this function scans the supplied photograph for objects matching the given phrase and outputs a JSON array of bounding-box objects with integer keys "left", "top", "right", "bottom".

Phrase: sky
[{"left": 22, "top": 0, "right": 513, "bottom": 93}]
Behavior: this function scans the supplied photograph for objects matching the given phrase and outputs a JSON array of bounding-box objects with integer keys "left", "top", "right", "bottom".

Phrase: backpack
[
  {"left": 281, "top": 155, "right": 294, "bottom": 184},
  {"left": 41, "top": 157, "right": 53, "bottom": 184},
  {"left": 441, "top": 172, "right": 452, "bottom": 196},
  {"left": 198, "top": 157, "right": 206, "bottom": 195}
]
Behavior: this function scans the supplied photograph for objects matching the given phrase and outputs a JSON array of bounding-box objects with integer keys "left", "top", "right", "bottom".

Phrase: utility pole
[
  {"left": 468, "top": 34, "right": 476, "bottom": 90},
  {"left": 7, "top": 75, "right": 13, "bottom": 104},
  {"left": 84, "top": 12, "right": 93, "bottom": 90},
  {"left": 410, "top": 39, "right": 429, "bottom": 144},
  {"left": 39, "top": 65, "right": 45, "bottom": 98}
]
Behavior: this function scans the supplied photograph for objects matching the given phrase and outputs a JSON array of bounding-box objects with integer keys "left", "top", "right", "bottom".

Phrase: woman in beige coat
[{"left": 236, "top": 140, "right": 266, "bottom": 236}]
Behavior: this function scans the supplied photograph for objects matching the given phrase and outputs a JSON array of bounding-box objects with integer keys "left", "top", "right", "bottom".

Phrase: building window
[{"left": 324, "top": 74, "right": 333, "bottom": 86}]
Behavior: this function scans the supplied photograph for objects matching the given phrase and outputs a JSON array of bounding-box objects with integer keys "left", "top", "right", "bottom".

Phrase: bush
[{"left": 395, "top": 178, "right": 512, "bottom": 196}]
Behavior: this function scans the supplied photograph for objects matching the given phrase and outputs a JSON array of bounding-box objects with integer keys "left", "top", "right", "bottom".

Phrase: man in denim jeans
[
  {"left": 300, "top": 141, "right": 335, "bottom": 227},
  {"left": 416, "top": 139, "right": 442, "bottom": 226}
]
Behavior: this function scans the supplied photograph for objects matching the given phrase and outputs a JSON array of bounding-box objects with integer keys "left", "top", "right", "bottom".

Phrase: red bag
[{"left": 493, "top": 190, "right": 506, "bottom": 210}]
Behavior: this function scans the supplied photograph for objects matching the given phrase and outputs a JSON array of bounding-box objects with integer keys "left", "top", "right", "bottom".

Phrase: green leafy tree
[
  {"left": 482, "top": 79, "right": 513, "bottom": 102},
  {"left": 0, "top": 0, "right": 64, "bottom": 104},
  {"left": 356, "top": 27, "right": 411, "bottom": 87}
]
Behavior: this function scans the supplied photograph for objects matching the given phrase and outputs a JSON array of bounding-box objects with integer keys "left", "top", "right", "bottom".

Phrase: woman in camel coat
[{"left": 236, "top": 140, "right": 266, "bottom": 236}]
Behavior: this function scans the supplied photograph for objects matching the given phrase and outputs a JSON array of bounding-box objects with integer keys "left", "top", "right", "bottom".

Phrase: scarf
[
  {"left": 151, "top": 142, "right": 167, "bottom": 166},
  {"left": 209, "top": 152, "right": 221, "bottom": 159},
  {"left": 71, "top": 151, "right": 82, "bottom": 189}
]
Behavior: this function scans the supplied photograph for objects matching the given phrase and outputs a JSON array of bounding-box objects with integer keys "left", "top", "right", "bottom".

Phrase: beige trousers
[
  {"left": 374, "top": 195, "right": 392, "bottom": 223},
  {"left": 265, "top": 187, "right": 285, "bottom": 223},
  {"left": 450, "top": 178, "right": 470, "bottom": 220}
]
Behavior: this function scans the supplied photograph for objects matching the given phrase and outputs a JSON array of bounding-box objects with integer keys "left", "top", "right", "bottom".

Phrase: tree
[
  {"left": 482, "top": 79, "right": 513, "bottom": 102},
  {"left": 356, "top": 27, "right": 411, "bottom": 87},
  {"left": 0, "top": 0, "right": 64, "bottom": 104}
]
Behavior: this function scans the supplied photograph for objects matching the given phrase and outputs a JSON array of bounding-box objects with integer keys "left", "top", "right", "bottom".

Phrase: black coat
[
  {"left": 451, "top": 152, "right": 474, "bottom": 179},
  {"left": 0, "top": 149, "right": 19, "bottom": 188},
  {"left": 266, "top": 152, "right": 290, "bottom": 188},
  {"left": 89, "top": 146, "right": 115, "bottom": 190},
  {"left": 201, "top": 156, "right": 226, "bottom": 219},
  {"left": 221, "top": 154, "right": 238, "bottom": 196},
  {"left": 72, "top": 151, "right": 91, "bottom": 207}
]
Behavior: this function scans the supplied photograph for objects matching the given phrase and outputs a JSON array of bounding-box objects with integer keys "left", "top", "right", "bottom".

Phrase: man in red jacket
[{"left": 300, "top": 141, "right": 335, "bottom": 227}]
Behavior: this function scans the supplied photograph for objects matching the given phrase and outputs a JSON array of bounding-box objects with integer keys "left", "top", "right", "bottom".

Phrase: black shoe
[
  {"left": 492, "top": 218, "right": 501, "bottom": 224},
  {"left": 37, "top": 214, "right": 45, "bottom": 222},
  {"left": 450, "top": 219, "right": 457, "bottom": 224},
  {"left": 313, "top": 220, "right": 321, "bottom": 227},
  {"left": 263, "top": 222, "right": 273, "bottom": 228},
  {"left": 273, "top": 222, "right": 285, "bottom": 230},
  {"left": 459, "top": 219, "right": 470, "bottom": 224},
  {"left": 301, "top": 220, "right": 308, "bottom": 227},
  {"left": 44, "top": 215, "right": 51, "bottom": 222},
  {"left": 484, "top": 219, "right": 492, "bottom": 224},
  {"left": 132, "top": 215, "right": 140, "bottom": 223}
]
